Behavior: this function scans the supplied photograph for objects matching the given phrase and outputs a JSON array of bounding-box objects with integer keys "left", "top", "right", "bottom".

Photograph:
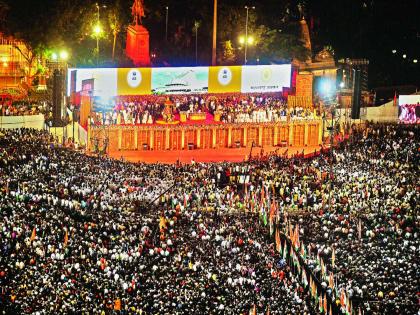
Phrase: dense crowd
[
  {"left": 0, "top": 101, "right": 50, "bottom": 117},
  {"left": 90, "top": 94, "right": 314, "bottom": 125},
  {"left": 0, "top": 123, "right": 418, "bottom": 314}
]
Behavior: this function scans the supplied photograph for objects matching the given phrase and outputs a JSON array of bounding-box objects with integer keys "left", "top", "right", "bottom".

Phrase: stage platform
[
  {"left": 108, "top": 145, "right": 322, "bottom": 164},
  {"left": 88, "top": 120, "right": 323, "bottom": 155}
]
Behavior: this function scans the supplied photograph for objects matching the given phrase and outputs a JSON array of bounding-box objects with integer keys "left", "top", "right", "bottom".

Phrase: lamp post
[
  {"left": 165, "top": 6, "right": 169, "bottom": 41},
  {"left": 193, "top": 21, "right": 201, "bottom": 65},
  {"left": 244, "top": 5, "right": 255, "bottom": 65},
  {"left": 95, "top": 3, "right": 106, "bottom": 65},
  {"left": 211, "top": 0, "right": 217, "bottom": 66}
]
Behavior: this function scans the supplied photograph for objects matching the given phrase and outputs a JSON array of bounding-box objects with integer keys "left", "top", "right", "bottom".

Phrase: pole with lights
[
  {"left": 244, "top": 5, "right": 255, "bottom": 65},
  {"left": 94, "top": 3, "right": 106, "bottom": 66},
  {"left": 165, "top": 6, "right": 169, "bottom": 41}
]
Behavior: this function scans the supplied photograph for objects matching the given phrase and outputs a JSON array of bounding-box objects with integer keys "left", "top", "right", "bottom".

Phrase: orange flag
[
  {"left": 30, "top": 227, "right": 36, "bottom": 241},
  {"left": 249, "top": 304, "right": 256, "bottom": 315},
  {"left": 332, "top": 247, "right": 336, "bottom": 268},
  {"left": 275, "top": 229, "right": 281, "bottom": 253},
  {"left": 324, "top": 293, "right": 327, "bottom": 314},
  {"left": 114, "top": 298, "right": 121, "bottom": 311},
  {"left": 329, "top": 272, "right": 335, "bottom": 290},
  {"left": 319, "top": 293, "right": 323, "bottom": 312},
  {"left": 340, "top": 288, "right": 345, "bottom": 307},
  {"left": 64, "top": 229, "right": 69, "bottom": 247}
]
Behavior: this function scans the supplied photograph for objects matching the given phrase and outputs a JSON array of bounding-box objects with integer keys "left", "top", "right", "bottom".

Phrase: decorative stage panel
[{"left": 88, "top": 120, "right": 322, "bottom": 153}]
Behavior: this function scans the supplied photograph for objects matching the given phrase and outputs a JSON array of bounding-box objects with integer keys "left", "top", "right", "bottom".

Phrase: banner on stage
[
  {"left": 208, "top": 66, "right": 242, "bottom": 93},
  {"left": 241, "top": 65, "right": 291, "bottom": 93},
  {"left": 151, "top": 67, "right": 209, "bottom": 94},
  {"left": 67, "top": 64, "right": 291, "bottom": 97},
  {"left": 117, "top": 68, "right": 152, "bottom": 95}
]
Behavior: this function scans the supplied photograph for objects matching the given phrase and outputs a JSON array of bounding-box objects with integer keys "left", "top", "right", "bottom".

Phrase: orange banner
[{"left": 296, "top": 73, "right": 313, "bottom": 99}]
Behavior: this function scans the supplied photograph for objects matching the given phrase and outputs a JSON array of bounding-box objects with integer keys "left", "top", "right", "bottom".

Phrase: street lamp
[
  {"left": 165, "top": 6, "right": 169, "bottom": 41},
  {"left": 59, "top": 50, "right": 69, "bottom": 61},
  {"left": 244, "top": 5, "right": 255, "bottom": 65},
  {"left": 95, "top": 3, "right": 106, "bottom": 65}
]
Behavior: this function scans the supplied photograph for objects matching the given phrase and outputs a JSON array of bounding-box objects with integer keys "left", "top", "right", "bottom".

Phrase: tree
[
  {"left": 219, "top": 40, "right": 235, "bottom": 65},
  {"left": 109, "top": 10, "right": 121, "bottom": 62}
]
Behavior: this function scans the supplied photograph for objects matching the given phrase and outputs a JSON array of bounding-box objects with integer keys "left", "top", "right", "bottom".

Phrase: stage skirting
[{"left": 88, "top": 120, "right": 322, "bottom": 152}]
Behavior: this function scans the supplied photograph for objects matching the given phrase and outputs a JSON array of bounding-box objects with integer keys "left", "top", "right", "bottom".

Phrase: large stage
[
  {"left": 88, "top": 120, "right": 323, "bottom": 162},
  {"left": 108, "top": 145, "right": 322, "bottom": 164}
]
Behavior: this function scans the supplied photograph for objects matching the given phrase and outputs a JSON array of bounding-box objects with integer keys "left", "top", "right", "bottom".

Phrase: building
[
  {"left": 0, "top": 33, "right": 30, "bottom": 89},
  {"left": 291, "top": 18, "right": 338, "bottom": 109}
]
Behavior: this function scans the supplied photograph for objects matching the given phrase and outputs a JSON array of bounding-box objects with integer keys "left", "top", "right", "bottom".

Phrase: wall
[
  {"left": 49, "top": 122, "right": 87, "bottom": 145},
  {"left": 0, "top": 114, "right": 44, "bottom": 129}
]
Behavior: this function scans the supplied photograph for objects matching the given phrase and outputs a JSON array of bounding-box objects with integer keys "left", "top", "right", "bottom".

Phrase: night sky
[{"left": 2, "top": 0, "right": 419, "bottom": 88}]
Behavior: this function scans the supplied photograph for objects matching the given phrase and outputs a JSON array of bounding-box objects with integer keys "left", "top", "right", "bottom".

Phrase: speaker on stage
[
  {"left": 351, "top": 68, "right": 361, "bottom": 119},
  {"left": 52, "top": 69, "right": 63, "bottom": 125}
]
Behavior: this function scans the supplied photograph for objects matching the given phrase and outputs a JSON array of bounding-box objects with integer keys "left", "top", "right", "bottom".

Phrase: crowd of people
[
  {"left": 90, "top": 94, "right": 315, "bottom": 126},
  {"left": 0, "top": 122, "right": 418, "bottom": 314},
  {"left": 0, "top": 101, "right": 50, "bottom": 117}
]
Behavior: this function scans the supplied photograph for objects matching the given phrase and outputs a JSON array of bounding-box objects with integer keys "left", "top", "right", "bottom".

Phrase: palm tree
[{"left": 109, "top": 9, "right": 121, "bottom": 62}]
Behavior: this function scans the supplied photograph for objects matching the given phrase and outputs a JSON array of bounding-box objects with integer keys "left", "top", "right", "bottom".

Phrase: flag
[
  {"left": 300, "top": 242, "right": 306, "bottom": 258},
  {"left": 249, "top": 304, "right": 256, "bottom": 315},
  {"left": 64, "top": 229, "right": 69, "bottom": 247},
  {"left": 319, "top": 294, "right": 323, "bottom": 313},
  {"left": 269, "top": 199, "right": 276, "bottom": 222},
  {"left": 269, "top": 218, "right": 273, "bottom": 235},
  {"left": 294, "top": 224, "right": 300, "bottom": 248},
  {"left": 183, "top": 193, "right": 188, "bottom": 207},
  {"left": 261, "top": 206, "right": 268, "bottom": 226},
  {"left": 283, "top": 240, "right": 287, "bottom": 259},
  {"left": 347, "top": 299, "right": 352, "bottom": 315},
  {"left": 320, "top": 258, "right": 326, "bottom": 278},
  {"left": 159, "top": 216, "right": 167, "bottom": 231},
  {"left": 340, "top": 288, "right": 346, "bottom": 308},
  {"left": 311, "top": 278, "right": 317, "bottom": 298},
  {"left": 301, "top": 268, "right": 308, "bottom": 287},
  {"left": 244, "top": 183, "right": 248, "bottom": 200},
  {"left": 30, "top": 227, "right": 36, "bottom": 241},
  {"left": 329, "top": 272, "right": 335, "bottom": 290},
  {"left": 331, "top": 247, "right": 336, "bottom": 268},
  {"left": 114, "top": 298, "right": 121, "bottom": 311},
  {"left": 393, "top": 91, "right": 397, "bottom": 106},
  {"left": 324, "top": 293, "right": 327, "bottom": 314},
  {"left": 358, "top": 219, "right": 362, "bottom": 240},
  {"left": 275, "top": 229, "right": 281, "bottom": 253},
  {"left": 260, "top": 186, "right": 265, "bottom": 204}
]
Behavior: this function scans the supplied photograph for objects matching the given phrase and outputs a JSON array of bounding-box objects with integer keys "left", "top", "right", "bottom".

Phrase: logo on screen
[
  {"left": 127, "top": 69, "right": 142, "bottom": 88},
  {"left": 261, "top": 68, "right": 272, "bottom": 83},
  {"left": 217, "top": 67, "right": 232, "bottom": 86}
]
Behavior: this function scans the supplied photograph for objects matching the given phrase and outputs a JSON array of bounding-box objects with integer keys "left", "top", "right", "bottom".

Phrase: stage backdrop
[{"left": 68, "top": 64, "right": 291, "bottom": 97}]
